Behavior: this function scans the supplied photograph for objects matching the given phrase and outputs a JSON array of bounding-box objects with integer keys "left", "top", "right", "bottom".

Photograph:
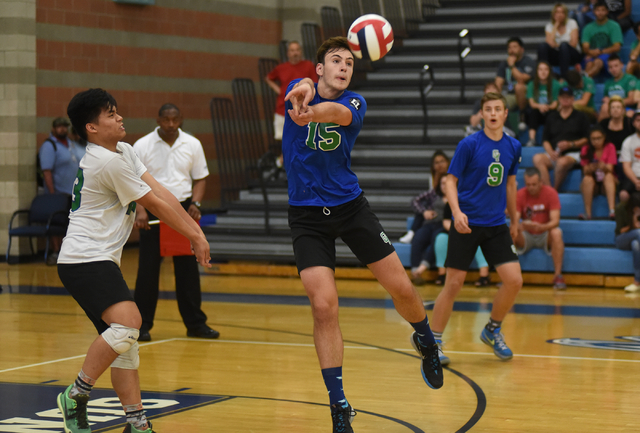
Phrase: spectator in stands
[
  {"left": 599, "top": 95, "right": 634, "bottom": 153},
  {"left": 614, "top": 192, "right": 640, "bottom": 292},
  {"left": 565, "top": 69, "right": 597, "bottom": 121},
  {"left": 605, "top": 0, "right": 633, "bottom": 33},
  {"left": 618, "top": 111, "right": 640, "bottom": 202},
  {"left": 495, "top": 37, "right": 536, "bottom": 123},
  {"left": 627, "top": 22, "right": 640, "bottom": 77},
  {"left": 581, "top": 0, "right": 623, "bottom": 78},
  {"left": 400, "top": 150, "right": 450, "bottom": 244},
  {"left": 515, "top": 167, "right": 566, "bottom": 289},
  {"left": 599, "top": 54, "right": 637, "bottom": 120},
  {"left": 39, "top": 117, "right": 81, "bottom": 196},
  {"left": 409, "top": 176, "right": 447, "bottom": 284},
  {"left": 265, "top": 41, "right": 318, "bottom": 167},
  {"left": 467, "top": 82, "right": 516, "bottom": 137},
  {"left": 538, "top": 3, "right": 582, "bottom": 79},
  {"left": 572, "top": 0, "right": 597, "bottom": 31},
  {"left": 579, "top": 125, "right": 618, "bottom": 219},
  {"left": 38, "top": 117, "right": 80, "bottom": 264},
  {"left": 525, "top": 61, "right": 561, "bottom": 146},
  {"left": 433, "top": 201, "right": 491, "bottom": 287},
  {"left": 533, "top": 86, "right": 591, "bottom": 189}
]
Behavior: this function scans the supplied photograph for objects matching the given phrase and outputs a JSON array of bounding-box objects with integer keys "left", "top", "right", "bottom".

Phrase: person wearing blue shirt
[
  {"left": 38, "top": 117, "right": 82, "bottom": 264},
  {"left": 431, "top": 92, "right": 523, "bottom": 365},
  {"left": 39, "top": 117, "right": 82, "bottom": 195},
  {"left": 283, "top": 36, "right": 442, "bottom": 433}
]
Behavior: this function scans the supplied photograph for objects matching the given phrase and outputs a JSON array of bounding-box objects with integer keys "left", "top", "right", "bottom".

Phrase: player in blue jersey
[
  {"left": 283, "top": 36, "right": 443, "bottom": 433},
  {"left": 431, "top": 92, "right": 523, "bottom": 365}
]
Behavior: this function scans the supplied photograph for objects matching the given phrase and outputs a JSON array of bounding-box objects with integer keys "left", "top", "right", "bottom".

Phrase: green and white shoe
[{"left": 57, "top": 384, "right": 91, "bottom": 433}]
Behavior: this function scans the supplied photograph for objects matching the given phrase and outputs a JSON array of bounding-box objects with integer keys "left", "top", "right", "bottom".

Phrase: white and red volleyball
[{"left": 347, "top": 14, "right": 394, "bottom": 61}]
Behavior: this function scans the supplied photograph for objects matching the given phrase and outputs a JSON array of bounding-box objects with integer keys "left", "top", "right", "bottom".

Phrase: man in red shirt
[
  {"left": 265, "top": 41, "right": 318, "bottom": 142},
  {"left": 515, "top": 167, "right": 566, "bottom": 289}
]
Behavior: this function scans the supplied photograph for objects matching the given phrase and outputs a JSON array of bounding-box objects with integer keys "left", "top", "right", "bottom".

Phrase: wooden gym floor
[{"left": 1, "top": 248, "right": 640, "bottom": 432}]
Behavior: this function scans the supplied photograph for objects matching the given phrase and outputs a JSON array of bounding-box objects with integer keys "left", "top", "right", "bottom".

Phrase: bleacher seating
[{"left": 393, "top": 145, "right": 633, "bottom": 276}]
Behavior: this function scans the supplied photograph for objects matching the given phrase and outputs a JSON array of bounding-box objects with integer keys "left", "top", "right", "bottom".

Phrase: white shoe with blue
[
  {"left": 480, "top": 327, "right": 513, "bottom": 360},
  {"left": 435, "top": 340, "right": 450, "bottom": 366}
]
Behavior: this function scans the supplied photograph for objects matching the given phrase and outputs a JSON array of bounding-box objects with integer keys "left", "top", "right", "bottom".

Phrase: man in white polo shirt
[{"left": 133, "top": 103, "right": 218, "bottom": 341}]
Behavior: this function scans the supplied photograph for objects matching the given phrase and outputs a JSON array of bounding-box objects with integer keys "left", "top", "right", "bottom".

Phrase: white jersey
[
  {"left": 620, "top": 133, "right": 640, "bottom": 178},
  {"left": 59, "top": 141, "right": 151, "bottom": 266},
  {"left": 133, "top": 128, "right": 209, "bottom": 202}
]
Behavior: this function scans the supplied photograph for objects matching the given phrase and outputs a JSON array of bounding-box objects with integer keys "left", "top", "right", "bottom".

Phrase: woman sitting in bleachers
[
  {"left": 579, "top": 125, "right": 618, "bottom": 219},
  {"left": 525, "top": 61, "right": 561, "bottom": 146},
  {"left": 539, "top": 3, "right": 582, "bottom": 78},
  {"left": 409, "top": 176, "right": 447, "bottom": 285},
  {"left": 599, "top": 95, "right": 634, "bottom": 154},
  {"left": 614, "top": 192, "right": 640, "bottom": 292},
  {"left": 399, "top": 150, "right": 450, "bottom": 244}
]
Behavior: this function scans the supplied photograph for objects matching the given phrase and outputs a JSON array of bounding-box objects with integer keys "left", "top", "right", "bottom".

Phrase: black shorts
[
  {"left": 445, "top": 224, "right": 519, "bottom": 271},
  {"left": 620, "top": 176, "right": 638, "bottom": 195},
  {"left": 288, "top": 193, "right": 395, "bottom": 272},
  {"left": 58, "top": 261, "right": 134, "bottom": 334}
]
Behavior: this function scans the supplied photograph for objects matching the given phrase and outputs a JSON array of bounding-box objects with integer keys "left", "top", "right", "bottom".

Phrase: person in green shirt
[
  {"left": 626, "top": 23, "right": 640, "bottom": 76},
  {"left": 525, "top": 61, "right": 561, "bottom": 146},
  {"left": 581, "top": 0, "right": 623, "bottom": 78},
  {"left": 600, "top": 54, "right": 637, "bottom": 120},
  {"left": 565, "top": 70, "right": 597, "bottom": 122}
]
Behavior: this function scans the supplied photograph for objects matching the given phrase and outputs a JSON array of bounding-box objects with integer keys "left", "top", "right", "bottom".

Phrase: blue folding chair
[{"left": 6, "top": 193, "right": 70, "bottom": 264}]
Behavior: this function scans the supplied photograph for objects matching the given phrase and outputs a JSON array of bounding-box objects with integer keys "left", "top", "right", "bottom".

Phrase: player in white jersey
[{"left": 56, "top": 88, "right": 211, "bottom": 433}]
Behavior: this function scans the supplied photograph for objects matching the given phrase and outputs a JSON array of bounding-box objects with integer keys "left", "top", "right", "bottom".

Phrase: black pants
[
  {"left": 537, "top": 42, "right": 582, "bottom": 78},
  {"left": 134, "top": 198, "right": 208, "bottom": 332}
]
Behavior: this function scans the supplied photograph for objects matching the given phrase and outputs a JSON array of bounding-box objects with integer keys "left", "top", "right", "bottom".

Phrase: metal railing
[
  {"left": 419, "top": 64, "right": 435, "bottom": 143},
  {"left": 458, "top": 28, "right": 473, "bottom": 102}
]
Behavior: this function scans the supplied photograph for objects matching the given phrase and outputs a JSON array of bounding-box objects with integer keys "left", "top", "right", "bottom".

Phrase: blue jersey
[
  {"left": 282, "top": 79, "right": 366, "bottom": 206},
  {"left": 448, "top": 130, "right": 521, "bottom": 226}
]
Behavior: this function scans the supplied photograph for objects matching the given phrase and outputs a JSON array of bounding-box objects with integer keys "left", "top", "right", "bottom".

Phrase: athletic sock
[
  {"left": 124, "top": 403, "right": 148, "bottom": 430},
  {"left": 69, "top": 369, "right": 96, "bottom": 398},
  {"left": 410, "top": 317, "right": 436, "bottom": 346},
  {"left": 432, "top": 331, "right": 443, "bottom": 342},
  {"left": 321, "top": 367, "right": 348, "bottom": 407},
  {"left": 485, "top": 318, "right": 502, "bottom": 333}
]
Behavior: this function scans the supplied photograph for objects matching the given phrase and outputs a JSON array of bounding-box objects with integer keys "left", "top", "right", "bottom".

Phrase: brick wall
[{"left": 35, "top": 0, "right": 284, "bottom": 205}]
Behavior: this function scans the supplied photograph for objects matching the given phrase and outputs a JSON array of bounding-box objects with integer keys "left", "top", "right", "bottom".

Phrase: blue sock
[
  {"left": 321, "top": 367, "right": 347, "bottom": 407},
  {"left": 410, "top": 316, "right": 436, "bottom": 346}
]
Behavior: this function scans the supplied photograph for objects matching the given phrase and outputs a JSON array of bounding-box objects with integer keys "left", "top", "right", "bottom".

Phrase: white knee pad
[
  {"left": 102, "top": 323, "right": 139, "bottom": 354},
  {"left": 110, "top": 342, "right": 140, "bottom": 369}
]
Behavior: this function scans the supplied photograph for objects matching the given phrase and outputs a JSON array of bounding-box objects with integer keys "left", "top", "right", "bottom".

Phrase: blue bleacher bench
[{"left": 397, "top": 214, "right": 631, "bottom": 274}]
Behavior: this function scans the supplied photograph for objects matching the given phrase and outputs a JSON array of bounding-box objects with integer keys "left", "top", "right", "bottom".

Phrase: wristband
[{"left": 192, "top": 201, "right": 201, "bottom": 208}]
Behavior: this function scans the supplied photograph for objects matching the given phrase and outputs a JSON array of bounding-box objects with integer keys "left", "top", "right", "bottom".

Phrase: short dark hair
[
  {"left": 608, "top": 53, "right": 622, "bottom": 63},
  {"left": 316, "top": 36, "right": 352, "bottom": 65},
  {"left": 507, "top": 36, "right": 524, "bottom": 47},
  {"left": 593, "top": 0, "right": 608, "bottom": 10},
  {"left": 67, "top": 88, "right": 117, "bottom": 142},
  {"left": 524, "top": 167, "right": 541, "bottom": 178},
  {"left": 565, "top": 70, "right": 582, "bottom": 87},
  {"left": 480, "top": 92, "right": 508, "bottom": 110},
  {"left": 158, "top": 103, "right": 180, "bottom": 117}
]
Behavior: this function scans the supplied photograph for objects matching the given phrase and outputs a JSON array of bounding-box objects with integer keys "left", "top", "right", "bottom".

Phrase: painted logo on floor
[
  {"left": 0, "top": 382, "right": 226, "bottom": 432},
  {"left": 547, "top": 335, "right": 640, "bottom": 352}
]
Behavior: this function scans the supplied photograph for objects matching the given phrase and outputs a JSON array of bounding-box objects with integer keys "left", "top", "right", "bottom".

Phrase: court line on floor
[{"left": 4, "top": 338, "right": 639, "bottom": 375}]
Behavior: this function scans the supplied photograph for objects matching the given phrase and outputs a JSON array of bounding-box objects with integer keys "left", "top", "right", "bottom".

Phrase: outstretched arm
[
  {"left": 288, "top": 101, "right": 352, "bottom": 127},
  {"left": 284, "top": 78, "right": 316, "bottom": 115},
  {"left": 136, "top": 172, "right": 211, "bottom": 267}
]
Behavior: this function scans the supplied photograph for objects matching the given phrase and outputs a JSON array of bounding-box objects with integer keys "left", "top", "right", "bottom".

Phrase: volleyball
[{"left": 347, "top": 14, "right": 394, "bottom": 62}]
